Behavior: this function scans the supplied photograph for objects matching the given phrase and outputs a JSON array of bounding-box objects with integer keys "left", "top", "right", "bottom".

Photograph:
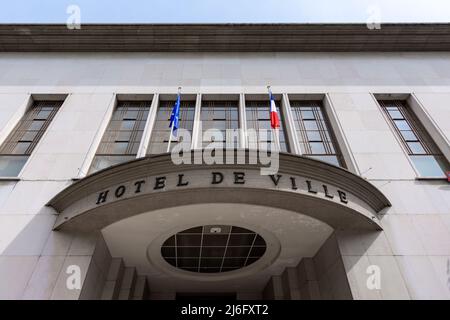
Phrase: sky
[{"left": 0, "top": 0, "right": 449, "bottom": 23}]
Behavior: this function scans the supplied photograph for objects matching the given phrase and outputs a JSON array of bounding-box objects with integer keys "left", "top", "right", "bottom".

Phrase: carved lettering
[
  {"left": 323, "top": 185, "right": 334, "bottom": 199},
  {"left": 212, "top": 172, "right": 224, "bottom": 184},
  {"left": 154, "top": 177, "right": 166, "bottom": 190},
  {"left": 338, "top": 190, "right": 348, "bottom": 204},
  {"left": 96, "top": 190, "right": 109, "bottom": 204},
  {"left": 234, "top": 172, "right": 245, "bottom": 184},
  {"left": 269, "top": 174, "right": 282, "bottom": 186},
  {"left": 177, "top": 174, "right": 189, "bottom": 187},
  {"left": 306, "top": 180, "right": 317, "bottom": 194},
  {"left": 115, "top": 186, "right": 126, "bottom": 198},
  {"left": 134, "top": 180, "right": 145, "bottom": 193},
  {"left": 290, "top": 177, "right": 298, "bottom": 190}
]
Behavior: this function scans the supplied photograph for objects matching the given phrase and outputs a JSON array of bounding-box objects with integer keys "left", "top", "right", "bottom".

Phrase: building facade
[{"left": 0, "top": 24, "right": 449, "bottom": 300}]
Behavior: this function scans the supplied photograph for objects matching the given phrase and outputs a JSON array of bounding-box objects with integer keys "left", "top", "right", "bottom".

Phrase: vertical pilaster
[
  {"left": 239, "top": 93, "right": 247, "bottom": 149},
  {"left": 281, "top": 93, "right": 301, "bottom": 154},
  {"left": 191, "top": 93, "right": 202, "bottom": 149},
  {"left": 137, "top": 93, "right": 159, "bottom": 157}
]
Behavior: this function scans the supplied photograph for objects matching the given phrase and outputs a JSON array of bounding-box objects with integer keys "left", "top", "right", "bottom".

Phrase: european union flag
[{"left": 169, "top": 93, "right": 181, "bottom": 136}]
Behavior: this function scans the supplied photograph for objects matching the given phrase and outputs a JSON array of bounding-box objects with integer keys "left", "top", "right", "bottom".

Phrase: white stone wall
[{"left": 0, "top": 52, "right": 449, "bottom": 299}]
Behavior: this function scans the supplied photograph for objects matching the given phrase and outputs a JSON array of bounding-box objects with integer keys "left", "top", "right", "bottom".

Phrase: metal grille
[
  {"left": 245, "top": 100, "right": 288, "bottom": 152},
  {"left": 290, "top": 101, "right": 344, "bottom": 167},
  {"left": 0, "top": 101, "right": 61, "bottom": 155},
  {"left": 89, "top": 101, "right": 150, "bottom": 174},
  {"left": 161, "top": 225, "right": 266, "bottom": 273},
  {"left": 380, "top": 100, "right": 442, "bottom": 155},
  {"left": 148, "top": 100, "right": 195, "bottom": 154},
  {"left": 95, "top": 101, "right": 150, "bottom": 155},
  {"left": 201, "top": 101, "right": 239, "bottom": 148}
]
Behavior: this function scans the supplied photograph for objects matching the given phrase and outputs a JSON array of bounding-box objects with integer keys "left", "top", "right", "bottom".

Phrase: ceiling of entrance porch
[{"left": 101, "top": 202, "right": 333, "bottom": 293}]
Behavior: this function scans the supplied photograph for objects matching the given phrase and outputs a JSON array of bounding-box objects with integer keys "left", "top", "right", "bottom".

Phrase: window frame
[
  {"left": 0, "top": 100, "right": 62, "bottom": 178},
  {"left": 379, "top": 99, "right": 449, "bottom": 178}
]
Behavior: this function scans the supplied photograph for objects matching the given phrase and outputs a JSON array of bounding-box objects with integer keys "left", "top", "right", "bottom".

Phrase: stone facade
[{"left": 0, "top": 40, "right": 449, "bottom": 299}]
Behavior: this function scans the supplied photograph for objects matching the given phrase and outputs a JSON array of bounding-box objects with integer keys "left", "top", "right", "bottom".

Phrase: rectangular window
[
  {"left": 290, "top": 101, "right": 344, "bottom": 167},
  {"left": 148, "top": 100, "right": 195, "bottom": 154},
  {"left": 0, "top": 100, "right": 61, "bottom": 176},
  {"left": 380, "top": 100, "right": 448, "bottom": 177},
  {"left": 201, "top": 101, "right": 239, "bottom": 148},
  {"left": 89, "top": 101, "right": 150, "bottom": 174},
  {"left": 246, "top": 100, "right": 288, "bottom": 152}
]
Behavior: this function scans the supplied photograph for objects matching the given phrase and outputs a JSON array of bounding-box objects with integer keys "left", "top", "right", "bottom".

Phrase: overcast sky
[{"left": 0, "top": 0, "right": 449, "bottom": 23}]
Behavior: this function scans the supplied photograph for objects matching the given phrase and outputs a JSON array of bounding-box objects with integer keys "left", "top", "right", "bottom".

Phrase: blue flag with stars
[{"left": 169, "top": 93, "right": 181, "bottom": 136}]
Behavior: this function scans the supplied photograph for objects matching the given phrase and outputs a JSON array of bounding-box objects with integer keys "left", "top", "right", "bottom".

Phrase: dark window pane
[
  {"left": 12, "top": 142, "right": 31, "bottom": 154},
  {"left": 202, "top": 234, "right": 228, "bottom": 247},
  {"left": 400, "top": 130, "right": 418, "bottom": 142},
  {"left": 178, "top": 259, "right": 199, "bottom": 268},
  {"left": 306, "top": 131, "right": 322, "bottom": 142},
  {"left": 388, "top": 110, "right": 403, "bottom": 119},
  {"left": 301, "top": 110, "right": 315, "bottom": 120},
  {"left": 123, "top": 110, "right": 139, "bottom": 120},
  {"left": 394, "top": 120, "right": 410, "bottom": 131},
  {"left": 407, "top": 142, "right": 426, "bottom": 154},
  {"left": 35, "top": 110, "right": 52, "bottom": 120},
  {"left": 176, "top": 235, "right": 202, "bottom": 247},
  {"left": 200, "top": 258, "right": 223, "bottom": 268},
  {"left": 161, "top": 247, "right": 175, "bottom": 258},
  {"left": 201, "top": 247, "right": 226, "bottom": 258},
  {"left": 410, "top": 155, "right": 446, "bottom": 177},
  {"left": 304, "top": 120, "right": 319, "bottom": 130},
  {"left": 228, "top": 234, "right": 255, "bottom": 246},
  {"left": 111, "top": 142, "right": 129, "bottom": 154},
  {"left": 88, "top": 155, "right": 136, "bottom": 174},
  {"left": 29, "top": 120, "right": 45, "bottom": 131},
  {"left": 19, "top": 131, "right": 38, "bottom": 142},
  {"left": 177, "top": 247, "right": 201, "bottom": 258},
  {"left": 308, "top": 155, "right": 340, "bottom": 167},
  {"left": 116, "top": 131, "right": 132, "bottom": 141},
  {"left": 310, "top": 142, "right": 326, "bottom": 154},
  {"left": 120, "top": 120, "right": 135, "bottom": 130},
  {"left": 0, "top": 156, "right": 28, "bottom": 176}
]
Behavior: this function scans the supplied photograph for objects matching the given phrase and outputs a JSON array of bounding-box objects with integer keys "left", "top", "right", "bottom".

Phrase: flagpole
[
  {"left": 267, "top": 85, "right": 281, "bottom": 153},
  {"left": 167, "top": 86, "right": 181, "bottom": 153},
  {"left": 167, "top": 123, "right": 175, "bottom": 153}
]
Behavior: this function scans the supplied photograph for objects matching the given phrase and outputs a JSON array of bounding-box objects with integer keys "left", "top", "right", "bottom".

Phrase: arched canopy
[{"left": 48, "top": 151, "right": 391, "bottom": 232}]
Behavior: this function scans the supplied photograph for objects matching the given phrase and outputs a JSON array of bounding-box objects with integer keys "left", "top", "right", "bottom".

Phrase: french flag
[{"left": 269, "top": 92, "right": 280, "bottom": 129}]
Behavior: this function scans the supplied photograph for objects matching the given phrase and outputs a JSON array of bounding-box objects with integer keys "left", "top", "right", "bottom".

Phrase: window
[
  {"left": 291, "top": 101, "right": 344, "bottom": 167},
  {"left": 380, "top": 100, "right": 449, "bottom": 177},
  {"left": 161, "top": 225, "right": 266, "bottom": 273},
  {"left": 201, "top": 101, "right": 239, "bottom": 148},
  {"left": 148, "top": 100, "right": 195, "bottom": 154},
  {"left": 0, "top": 100, "right": 61, "bottom": 176},
  {"left": 89, "top": 101, "right": 150, "bottom": 174},
  {"left": 246, "top": 100, "right": 288, "bottom": 152}
]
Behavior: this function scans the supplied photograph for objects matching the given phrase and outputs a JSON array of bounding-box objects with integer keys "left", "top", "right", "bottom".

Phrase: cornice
[{"left": 1, "top": 23, "right": 450, "bottom": 52}]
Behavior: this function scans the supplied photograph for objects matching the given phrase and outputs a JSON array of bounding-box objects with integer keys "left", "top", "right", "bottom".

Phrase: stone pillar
[
  {"left": 22, "top": 230, "right": 112, "bottom": 300},
  {"left": 312, "top": 233, "right": 353, "bottom": 300},
  {"left": 334, "top": 230, "right": 410, "bottom": 300},
  {"left": 262, "top": 275, "right": 284, "bottom": 300},
  {"left": 297, "top": 258, "right": 321, "bottom": 300},
  {"left": 281, "top": 267, "right": 301, "bottom": 300}
]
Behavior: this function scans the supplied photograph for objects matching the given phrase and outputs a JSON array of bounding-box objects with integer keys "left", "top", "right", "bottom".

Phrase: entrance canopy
[{"left": 48, "top": 151, "right": 390, "bottom": 232}]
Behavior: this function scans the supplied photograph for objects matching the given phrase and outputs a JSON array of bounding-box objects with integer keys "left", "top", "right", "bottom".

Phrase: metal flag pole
[
  {"left": 267, "top": 85, "right": 281, "bottom": 153},
  {"left": 167, "top": 86, "right": 181, "bottom": 153}
]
